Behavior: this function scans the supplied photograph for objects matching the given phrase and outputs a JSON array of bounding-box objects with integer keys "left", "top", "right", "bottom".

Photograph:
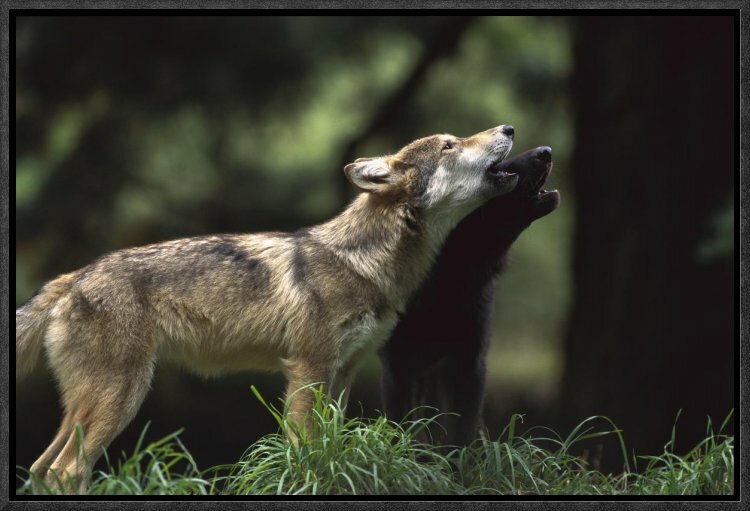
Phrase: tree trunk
[{"left": 559, "top": 16, "right": 735, "bottom": 468}]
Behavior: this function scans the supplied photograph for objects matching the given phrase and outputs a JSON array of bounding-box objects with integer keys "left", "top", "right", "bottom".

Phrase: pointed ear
[{"left": 343, "top": 157, "right": 394, "bottom": 192}]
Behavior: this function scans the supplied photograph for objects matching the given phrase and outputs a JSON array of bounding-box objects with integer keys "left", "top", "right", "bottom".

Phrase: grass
[{"left": 16, "top": 386, "right": 734, "bottom": 496}]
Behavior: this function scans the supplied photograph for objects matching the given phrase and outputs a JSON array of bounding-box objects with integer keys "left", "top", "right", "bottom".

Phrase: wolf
[
  {"left": 16, "top": 124, "right": 517, "bottom": 493},
  {"left": 379, "top": 146, "right": 560, "bottom": 447}
]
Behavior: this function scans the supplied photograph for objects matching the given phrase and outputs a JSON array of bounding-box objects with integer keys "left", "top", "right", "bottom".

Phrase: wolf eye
[{"left": 442, "top": 141, "right": 454, "bottom": 151}]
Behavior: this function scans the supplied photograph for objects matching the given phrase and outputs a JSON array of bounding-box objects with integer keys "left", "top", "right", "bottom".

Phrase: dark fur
[{"left": 379, "top": 147, "right": 560, "bottom": 446}]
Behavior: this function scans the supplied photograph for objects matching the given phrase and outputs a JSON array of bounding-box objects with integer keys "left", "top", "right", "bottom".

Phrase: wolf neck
[{"left": 312, "top": 193, "right": 466, "bottom": 312}]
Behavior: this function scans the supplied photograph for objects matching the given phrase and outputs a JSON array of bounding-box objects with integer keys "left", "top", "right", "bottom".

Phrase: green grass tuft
[
  {"left": 17, "top": 422, "right": 212, "bottom": 496},
  {"left": 16, "top": 386, "right": 734, "bottom": 496}
]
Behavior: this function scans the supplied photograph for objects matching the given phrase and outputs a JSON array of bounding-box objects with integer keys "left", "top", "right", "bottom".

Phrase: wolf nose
[
  {"left": 537, "top": 146, "right": 552, "bottom": 162},
  {"left": 501, "top": 125, "right": 515, "bottom": 139}
]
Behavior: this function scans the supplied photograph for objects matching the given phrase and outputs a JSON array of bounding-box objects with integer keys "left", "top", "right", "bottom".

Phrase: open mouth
[
  {"left": 528, "top": 166, "right": 560, "bottom": 207},
  {"left": 487, "top": 164, "right": 517, "bottom": 183},
  {"left": 528, "top": 168, "right": 552, "bottom": 196},
  {"left": 484, "top": 142, "right": 514, "bottom": 179},
  {"left": 486, "top": 150, "right": 517, "bottom": 184},
  {"left": 486, "top": 145, "right": 559, "bottom": 206},
  {"left": 527, "top": 168, "right": 560, "bottom": 205}
]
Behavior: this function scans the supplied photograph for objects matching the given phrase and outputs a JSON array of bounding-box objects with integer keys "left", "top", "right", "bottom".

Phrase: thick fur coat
[{"left": 16, "top": 125, "right": 517, "bottom": 493}]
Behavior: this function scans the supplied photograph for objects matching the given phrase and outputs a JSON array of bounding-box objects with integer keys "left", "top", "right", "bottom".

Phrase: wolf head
[
  {"left": 484, "top": 145, "right": 560, "bottom": 225},
  {"left": 343, "top": 125, "right": 518, "bottom": 216}
]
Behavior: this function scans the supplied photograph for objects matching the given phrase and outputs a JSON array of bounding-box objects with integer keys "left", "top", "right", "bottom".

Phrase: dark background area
[{"left": 14, "top": 15, "right": 735, "bottom": 478}]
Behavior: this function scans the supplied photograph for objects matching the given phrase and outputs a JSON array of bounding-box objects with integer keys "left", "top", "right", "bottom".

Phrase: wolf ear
[{"left": 343, "top": 157, "right": 394, "bottom": 192}]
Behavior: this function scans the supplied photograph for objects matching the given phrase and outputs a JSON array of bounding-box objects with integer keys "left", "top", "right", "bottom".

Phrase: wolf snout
[
  {"left": 536, "top": 146, "right": 552, "bottom": 163},
  {"left": 501, "top": 125, "right": 515, "bottom": 139}
]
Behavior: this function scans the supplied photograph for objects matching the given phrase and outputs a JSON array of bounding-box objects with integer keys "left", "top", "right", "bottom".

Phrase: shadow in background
[{"left": 559, "top": 16, "right": 735, "bottom": 470}]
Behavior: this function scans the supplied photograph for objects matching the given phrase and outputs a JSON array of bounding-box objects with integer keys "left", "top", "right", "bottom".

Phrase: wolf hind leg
[
  {"left": 29, "top": 410, "right": 76, "bottom": 491},
  {"left": 41, "top": 357, "right": 156, "bottom": 494}
]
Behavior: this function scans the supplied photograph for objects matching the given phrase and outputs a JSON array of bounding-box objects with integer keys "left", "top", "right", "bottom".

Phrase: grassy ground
[{"left": 16, "top": 386, "right": 734, "bottom": 496}]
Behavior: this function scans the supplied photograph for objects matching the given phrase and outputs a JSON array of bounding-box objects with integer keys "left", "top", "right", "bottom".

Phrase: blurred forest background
[{"left": 15, "top": 15, "right": 735, "bottom": 476}]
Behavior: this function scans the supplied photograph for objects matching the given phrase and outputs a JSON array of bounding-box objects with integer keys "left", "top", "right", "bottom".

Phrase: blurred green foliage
[
  {"left": 696, "top": 193, "right": 734, "bottom": 263},
  {"left": 15, "top": 17, "right": 581, "bottom": 472},
  {"left": 16, "top": 16, "right": 573, "bottom": 399}
]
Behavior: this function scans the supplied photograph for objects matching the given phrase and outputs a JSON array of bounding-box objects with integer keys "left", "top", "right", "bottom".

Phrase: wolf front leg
[
  {"left": 282, "top": 358, "right": 337, "bottom": 446},
  {"left": 379, "top": 351, "right": 420, "bottom": 424}
]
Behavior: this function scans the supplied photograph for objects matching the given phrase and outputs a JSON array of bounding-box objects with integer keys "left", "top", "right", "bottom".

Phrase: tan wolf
[{"left": 16, "top": 124, "right": 517, "bottom": 493}]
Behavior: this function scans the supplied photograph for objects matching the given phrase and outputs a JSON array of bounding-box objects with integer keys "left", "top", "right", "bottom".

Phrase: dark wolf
[{"left": 379, "top": 146, "right": 560, "bottom": 446}]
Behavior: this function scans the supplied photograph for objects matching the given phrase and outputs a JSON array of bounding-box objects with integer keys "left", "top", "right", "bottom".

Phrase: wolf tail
[{"left": 16, "top": 273, "right": 74, "bottom": 377}]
